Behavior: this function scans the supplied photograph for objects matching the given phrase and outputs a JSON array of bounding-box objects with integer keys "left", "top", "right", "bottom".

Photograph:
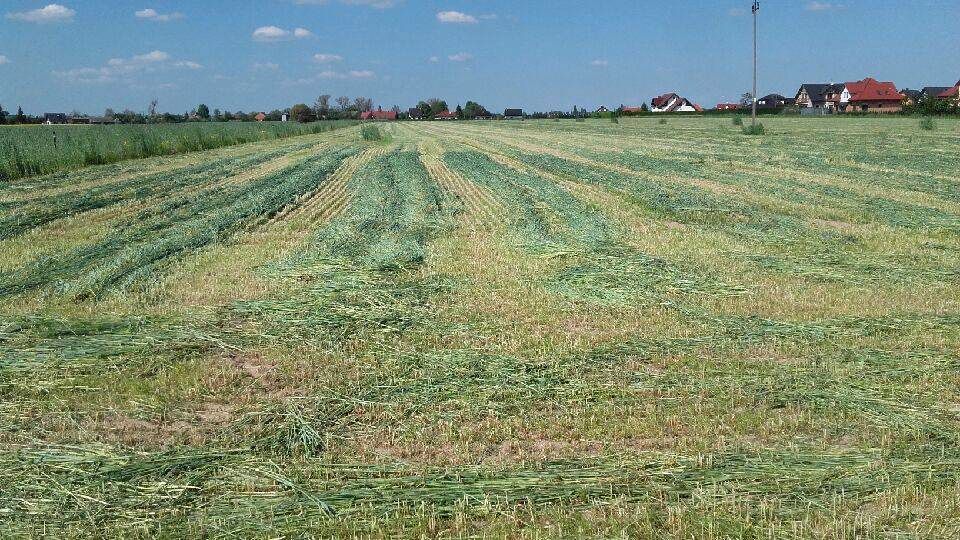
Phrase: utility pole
[{"left": 752, "top": 1, "right": 760, "bottom": 129}]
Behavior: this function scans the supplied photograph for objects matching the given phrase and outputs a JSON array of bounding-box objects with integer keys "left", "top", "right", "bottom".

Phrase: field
[
  {"left": 1, "top": 116, "right": 959, "bottom": 537},
  {"left": 0, "top": 120, "right": 356, "bottom": 181}
]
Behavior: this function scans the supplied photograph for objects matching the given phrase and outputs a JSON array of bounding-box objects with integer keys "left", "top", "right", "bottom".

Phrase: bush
[
  {"left": 919, "top": 117, "right": 936, "bottom": 131},
  {"left": 742, "top": 122, "right": 765, "bottom": 135},
  {"left": 658, "top": 118, "right": 667, "bottom": 125},
  {"left": 732, "top": 115, "right": 743, "bottom": 126},
  {"left": 361, "top": 124, "right": 383, "bottom": 141}
]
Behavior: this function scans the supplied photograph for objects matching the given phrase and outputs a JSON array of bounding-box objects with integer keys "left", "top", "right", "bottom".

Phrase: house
[
  {"left": 360, "top": 108, "right": 397, "bottom": 121},
  {"left": 68, "top": 116, "right": 92, "bottom": 124},
  {"left": 43, "top": 113, "right": 68, "bottom": 124},
  {"left": 936, "top": 81, "right": 960, "bottom": 101},
  {"left": 794, "top": 84, "right": 839, "bottom": 108},
  {"left": 841, "top": 77, "right": 902, "bottom": 112},
  {"left": 281, "top": 114, "right": 288, "bottom": 122},
  {"left": 715, "top": 103, "right": 740, "bottom": 111},
  {"left": 254, "top": 112, "right": 267, "bottom": 122},
  {"left": 408, "top": 108, "right": 424, "bottom": 120},
  {"left": 595, "top": 105, "right": 609, "bottom": 113},
  {"left": 433, "top": 110, "right": 457, "bottom": 120},
  {"left": 620, "top": 106, "right": 644, "bottom": 114},
  {"left": 757, "top": 94, "right": 791, "bottom": 109},
  {"left": 90, "top": 116, "right": 118, "bottom": 125},
  {"left": 921, "top": 86, "right": 951, "bottom": 99},
  {"left": 503, "top": 108, "right": 523, "bottom": 119},
  {"left": 650, "top": 93, "right": 701, "bottom": 112}
]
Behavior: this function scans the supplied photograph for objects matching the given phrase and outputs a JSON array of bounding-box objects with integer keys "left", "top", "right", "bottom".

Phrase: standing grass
[{"left": 0, "top": 120, "right": 357, "bottom": 181}]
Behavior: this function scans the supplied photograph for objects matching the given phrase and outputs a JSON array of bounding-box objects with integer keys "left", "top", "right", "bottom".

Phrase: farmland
[{"left": 1, "top": 116, "right": 959, "bottom": 537}]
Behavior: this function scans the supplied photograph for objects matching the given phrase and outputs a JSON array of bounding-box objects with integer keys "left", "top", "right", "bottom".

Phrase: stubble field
[{"left": 1, "top": 116, "right": 959, "bottom": 538}]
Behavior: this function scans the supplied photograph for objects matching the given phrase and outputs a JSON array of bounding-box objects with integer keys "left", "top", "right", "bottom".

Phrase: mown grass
[{"left": 1, "top": 117, "right": 959, "bottom": 537}]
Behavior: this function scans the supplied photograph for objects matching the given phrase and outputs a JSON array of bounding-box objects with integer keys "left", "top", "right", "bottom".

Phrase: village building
[
  {"left": 407, "top": 108, "right": 424, "bottom": 120},
  {"left": 43, "top": 113, "right": 68, "bottom": 124},
  {"left": 433, "top": 110, "right": 457, "bottom": 120},
  {"left": 715, "top": 103, "right": 740, "bottom": 111},
  {"left": 840, "top": 77, "right": 902, "bottom": 112},
  {"left": 503, "top": 108, "right": 524, "bottom": 119},
  {"left": 794, "top": 84, "right": 842, "bottom": 109},
  {"left": 595, "top": 105, "right": 609, "bottom": 113},
  {"left": 650, "top": 93, "right": 702, "bottom": 112},
  {"left": 756, "top": 94, "right": 791, "bottom": 109},
  {"left": 936, "top": 81, "right": 960, "bottom": 101},
  {"left": 360, "top": 108, "right": 398, "bottom": 121},
  {"left": 254, "top": 112, "right": 267, "bottom": 122}
]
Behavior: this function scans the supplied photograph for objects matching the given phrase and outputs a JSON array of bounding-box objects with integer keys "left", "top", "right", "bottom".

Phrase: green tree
[
  {"left": 290, "top": 103, "right": 315, "bottom": 123},
  {"left": 416, "top": 101, "right": 432, "bottom": 118},
  {"left": 427, "top": 98, "right": 448, "bottom": 116},
  {"left": 15, "top": 106, "right": 26, "bottom": 124},
  {"left": 455, "top": 104, "right": 464, "bottom": 119},
  {"left": 196, "top": 104, "right": 210, "bottom": 120},
  {"left": 463, "top": 101, "right": 487, "bottom": 119},
  {"left": 0, "top": 104, "right": 7, "bottom": 124}
]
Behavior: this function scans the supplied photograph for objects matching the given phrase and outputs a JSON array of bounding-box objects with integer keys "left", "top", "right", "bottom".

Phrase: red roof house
[
  {"left": 254, "top": 112, "right": 267, "bottom": 122},
  {"left": 433, "top": 110, "right": 457, "bottom": 120},
  {"left": 716, "top": 103, "right": 740, "bottom": 111},
  {"left": 936, "top": 81, "right": 960, "bottom": 100},
  {"left": 360, "top": 109, "right": 397, "bottom": 121},
  {"left": 841, "top": 78, "right": 902, "bottom": 112}
]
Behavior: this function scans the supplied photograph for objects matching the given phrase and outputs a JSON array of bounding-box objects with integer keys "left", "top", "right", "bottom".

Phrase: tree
[
  {"left": 15, "top": 106, "right": 26, "bottom": 124},
  {"left": 196, "top": 104, "right": 210, "bottom": 120},
  {"left": 0, "top": 104, "right": 7, "bottom": 124},
  {"left": 455, "top": 104, "right": 464, "bottom": 119},
  {"left": 426, "top": 98, "right": 448, "bottom": 115},
  {"left": 640, "top": 103, "right": 649, "bottom": 112},
  {"left": 290, "top": 103, "right": 315, "bottom": 123},
  {"left": 463, "top": 101, "right": 488, "bottom": 119},
  {"left": 103, "top": 108, "right": 116, "bottom": 120},
  {"left": 353, "top": 96, "right": 373, "bottom": 113},
  {"left": 314, "top": 94, "right": 331, "bottom": 117},
  {"left": 739, "top": 93, "right": 754, "bottom": 108},
  {"left": 148, "top": 98, "right": 158, "bottom": 118},
  {"left": 335, "top": 96, "right": 351, "bottom": 111},
  {"left": 391, "top": 105, "right": 401, "bottom": 115},
  {"left": 416, "top": 101, "right": 433, "bottom": 118},
  {"left": 213, "top": 108, "right": 221, "bottom": 120}
]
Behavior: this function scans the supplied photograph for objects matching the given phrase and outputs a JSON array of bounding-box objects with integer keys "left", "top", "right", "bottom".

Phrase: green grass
[
  {"left": 1, "top": 117, "right": 959, "bottom": 537},
  {"left": 0, "top": 120, "right": 357, "bottom": 181}
]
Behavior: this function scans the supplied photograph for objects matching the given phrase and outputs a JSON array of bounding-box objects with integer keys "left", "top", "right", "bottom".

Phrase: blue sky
[{"left": 2, "top": 0, "right": 959, "bottom": 115}]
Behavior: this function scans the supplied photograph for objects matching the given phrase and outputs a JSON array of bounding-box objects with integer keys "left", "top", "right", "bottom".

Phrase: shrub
[
  {"left": 361, "top": 125, "right": 383, "bottom": 141},
  {"left": 658, "top": 118, "right": 667, "bottom": 125},
  {"left": 732, "top": 115, "right": 743, "bottom": 126},
  {"left": 741, "top": 122, "right": 765, "bottom": 135},
  {"left": 919, "top": 117, "right": 936, "bottom": 131}
]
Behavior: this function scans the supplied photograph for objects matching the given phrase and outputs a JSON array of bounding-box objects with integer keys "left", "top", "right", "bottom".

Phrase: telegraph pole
[{"left": 752, "top": 1, "right": 760, "bottom": 129}]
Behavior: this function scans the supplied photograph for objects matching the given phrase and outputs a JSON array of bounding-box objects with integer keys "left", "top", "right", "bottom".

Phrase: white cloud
[
  {"left": 135, "top": 8, "right": 184, "bottom": 21},
  {"left": 253, "top": 25, "right": 312, "bottom": 42},
  {"left": 448, "top": 52, "right": 473, "bottom": 62},
  {"left": 54, "top": 50, "right": 201, "bottom": 84},
  {"left": 313, "top": 53, "right": 343, "bottom": 63},
  {"left": 428, "top": 56, "right": 439, "bottom": 63},
  {"left": 133, "top": 50, "right": 170, "bottom": 62},
  {"left": 348, "top": 69, "right": 374, "bottom": 78},
  {"left": 590, "top": 59, "right": 609, "bottom": 67},
  {"left": 0, "top": 55, "right": 9, "bottom": 65},
  {"left": 805, "top": 1, "right": 841, "bottom": 10},
  {"left": 7, "top": 4, "right": 75, "bottom": 23},
  {"left": 252, "top": 62, "right": 280, "bottom": 70},
  {"left": 437, "top": 11, "right": 478, "bottom": 24},
  {"left": 253, "top": 26, "right": 290, "bottom": 41}
]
